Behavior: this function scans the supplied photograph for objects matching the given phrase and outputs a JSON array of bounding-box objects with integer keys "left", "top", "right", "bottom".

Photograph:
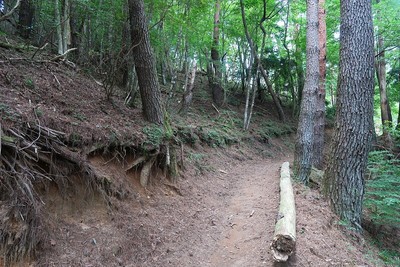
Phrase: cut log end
[{"left": 271, "top": 234, "right": 296, "bottom": 262}]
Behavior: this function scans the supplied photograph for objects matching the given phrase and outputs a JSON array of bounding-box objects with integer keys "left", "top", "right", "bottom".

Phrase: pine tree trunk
[
  {"left": 294, "top": 0, "right": 320, "bottom": 184},
  {"left": 312, "top": 0, "right": 326, "bottom": 169},
  {"left": 324, "top": 0, "right": 375, "bottom": 231},
  {"left": 129, "top": 0, "right": 164, "bottom": 124}
]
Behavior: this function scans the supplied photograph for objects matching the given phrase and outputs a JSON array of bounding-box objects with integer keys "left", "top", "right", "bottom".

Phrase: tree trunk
[
  {"left": 179, "top": 61, "right": 197, "bottom": 114},
  {"left": 62, "top": 0, "right": 72, "bottom": 55},
  {"left": 294, "top": 0, "right": 320, "bottom": 184},
  {"left": 17, "top": 0, "right": 34, "bottom": 39},
  {"left": 282, "top": 0, "right": 296, "bottom": 110},
  {"left": 324, "top": 0, "right": 375, "bottom": 232},
  {"left": 312, "top": 0, "right": 326, "bottom": 169},
  {"left": 271, "top": 162, "right": 296, "bottom": 262},
  {"left": 294, "top": 24, "right": 305, "bottom": 115},
  {"left": 239, "top": 0, "right": 285, "bottom": 122},
  {"left": 129, "top": 0, "right": 164, "bottom": 124},
  {"left": 210, "top": 0, "right": 224, "bottom": 107},
  {"left": 55, "top": 0, "right": 64, "bottom": 55},
  {"left": 375, "top": 0, "right": 392, "bottom": 137}
]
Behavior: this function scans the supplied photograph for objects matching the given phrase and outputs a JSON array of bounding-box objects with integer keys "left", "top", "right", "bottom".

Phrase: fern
[{"left": 365, "top": 150, "right": 400, "bottom": 226}]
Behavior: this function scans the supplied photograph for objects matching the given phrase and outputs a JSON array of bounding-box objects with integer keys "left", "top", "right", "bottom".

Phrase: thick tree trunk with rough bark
[
  {"left": 324, "top": 0, "right": 374, "bottom": 232},
  {"left": 129, "top": 0, "right": 164, "bottom": 124},
  {"left": 294, "top": 0, "right": 319, "bottom": 184},
  {"left": 312, "top": 0, "right": 326, "bottom": 169}
]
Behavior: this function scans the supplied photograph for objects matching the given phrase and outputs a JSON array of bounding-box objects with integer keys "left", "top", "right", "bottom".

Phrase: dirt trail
[
  {"left": 36, "top": 146, "right": 374, "bottom": 267},
  {"left": 208, "top": 158, "right": 282, "bottom": 267}
]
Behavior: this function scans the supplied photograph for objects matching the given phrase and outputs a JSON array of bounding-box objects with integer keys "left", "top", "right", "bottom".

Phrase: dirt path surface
[
  {"left": 208, "top": 158, "right": 282, "bottom": 267},
  {"left": 34, "top": 143, "right": 377, "bottom": 267}
]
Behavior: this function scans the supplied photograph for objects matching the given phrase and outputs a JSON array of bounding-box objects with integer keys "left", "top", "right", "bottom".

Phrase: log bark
[{"left": 271, "top": 162, "right": 296, "bottom": 262}]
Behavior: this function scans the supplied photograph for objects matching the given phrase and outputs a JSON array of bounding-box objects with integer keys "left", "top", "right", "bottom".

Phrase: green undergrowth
[
  {"left": 365, "top": 149, "right": 400, "bottom": 266},
  {"left": 366, "top": 150, "right": 400, "bottom": 227},
  {"left": 171, "top": 108, "right": 294, "bottom": 148}
]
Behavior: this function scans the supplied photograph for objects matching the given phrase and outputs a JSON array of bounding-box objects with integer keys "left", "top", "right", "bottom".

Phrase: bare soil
[
  {"left": 0, "top": 40, "right": 383, "bottom": 266},
  {"left": 32, "top": 142, "right": 377, "bottom": 267}
]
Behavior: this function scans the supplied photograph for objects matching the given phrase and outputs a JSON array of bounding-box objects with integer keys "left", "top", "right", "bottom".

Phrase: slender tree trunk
[
  {"left": 282, "top": 0, "right": 296, "bottom": 109},
  {"left": 128, "top": 0, "right": 164, "bottom": 124},
  {"left": 179, "top": 61, "right": 197, "bottom": 114},
  {"left": 294, "top": 0, "right": 320, "bottom": 184},
  {"left": 240, "top": 0, "right": 285, "bottom": 122},
  {"left": 312, "top": 0, "right": 326, "bottom": 169},
  {"left": 397, "top": 97, "right": 400, "bottom": 131},
  {"left": 324, "top": 0, "right": 375, "bottom": 232},
  {"left": 62, "top": 0, "right": 71, "bottom": 54},
  {"left": 55, "top": 0, "right": 64, "bottom": 55},
  {"left": 375, "top": 0, "right": 392, "bottom": 138},
  {"left": 294, "top": 24, "right": 305, "bottom": 115},
  {"left": 210, "top": 0, "right": 224, "bottom": 107}
]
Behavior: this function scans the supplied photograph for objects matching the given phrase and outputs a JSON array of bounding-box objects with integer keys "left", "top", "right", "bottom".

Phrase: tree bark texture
[
  {"left": 271, "top": 162, "right": 296, "bottom": 262},
  {"left": 325, "top": 0, "right": 374, "bottom": 231},
  {"left": 18, "top": 0, "right": 34, "bottom": 39},
  {"left": 312, "top": 0, "right": 326, "bottom": 169},
  {"left": 129, "top": 0, "right": 164, "bottom": 124},
  {"left": 210, "top": 0, "right": 224, "bottom": 107},
  {"left": 294, "top": 0, "right": 319, "bottom": 184}
]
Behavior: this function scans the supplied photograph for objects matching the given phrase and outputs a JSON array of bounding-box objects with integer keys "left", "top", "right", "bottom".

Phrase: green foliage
[
  {"left": 365, "top": 150, "right": 400, "bottom": 227},
  {"left": 34, "top": 108, "right": 43, "bottom": 117},
  {"left": 142, "top": 124, "right": 165, "bottom": 148},
  {"left": 68, "top": 132, "right": 83, "bottom": 147},
  {"left": 24, "top": 78, "right": 35, "bottom": 89},
  {"left": 188, "top": 152, "right": 213, "bottom": 174},
  {"left": 378, "top": 249, "right": 400, "bottom": 266},
  {"left": 257, "top": 121, "right": 295, "bottom": 141},
  {"left": 73, "top": 112, "right": 87, "bottom": 122},
  {"left": 0, "top": 103, "right": 19, "bottom": 121}
]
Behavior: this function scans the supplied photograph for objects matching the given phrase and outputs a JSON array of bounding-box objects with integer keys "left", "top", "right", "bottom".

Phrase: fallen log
[{"left": 271, "top": 161, "right": 296, "bottom": 262}]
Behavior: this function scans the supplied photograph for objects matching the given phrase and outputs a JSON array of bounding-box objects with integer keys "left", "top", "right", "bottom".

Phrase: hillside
[{"left": 0, "top": 40, "right": 384, "bottom": 266}]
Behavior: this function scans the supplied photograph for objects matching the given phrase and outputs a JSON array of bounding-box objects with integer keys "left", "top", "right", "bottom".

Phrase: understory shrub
[{"left": 365, "top": 150, "right": 400, "bottom": 227}]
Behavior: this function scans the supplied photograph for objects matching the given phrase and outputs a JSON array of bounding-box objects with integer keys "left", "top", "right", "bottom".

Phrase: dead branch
[
  {"left": 140, "top": 156, "right": 156, "bottom": 187},
  {"left": 50, "top": 47, "right": 77, "bottom": 61},
  {"left": 0, "top": 0, "right": 21, "bottom": 22},
  {"left": 125, "top": 156, "right": 146, "bottom": 172}
]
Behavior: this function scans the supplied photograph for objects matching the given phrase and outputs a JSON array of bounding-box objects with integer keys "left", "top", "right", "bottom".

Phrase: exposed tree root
[{"left": 0, "top": 123, "right": 123, "bottom": 265}]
